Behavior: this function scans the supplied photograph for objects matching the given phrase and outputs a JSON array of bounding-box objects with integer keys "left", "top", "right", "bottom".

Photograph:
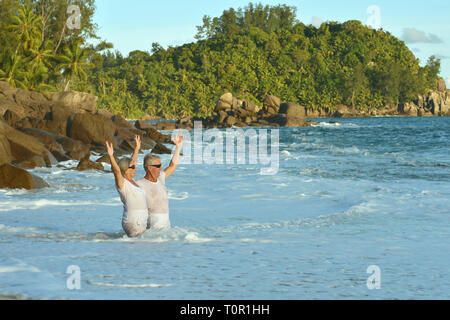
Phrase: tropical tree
[
  {"left": 0, "top": 55, "right": 27, "bottom": 89},
  {"left": 57, "top": 41, "right": 94, "bottom": 91},
  {"left": 6, "top": 6, "right": 42, "bottom": 54}
]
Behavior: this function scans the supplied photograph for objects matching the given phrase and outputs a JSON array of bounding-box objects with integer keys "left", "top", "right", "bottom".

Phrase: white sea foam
[
  {"left": 0, "top": 224, "right": 38, "bottom": 233},
  {"left": 0, "top": 266, "right": 40, "bottom": 273},
  {"left": 91, "top": 227, "right": 213, "bottom": 243},
  {"left": 227, "top": 201, "right": 380, "bottom": 232},
  {"left": 312, "top": 122, "right": 343, "bottom": 127},
  {"left": 281, "top": 150, "right": 291, "bottom": 157},
  {"left": 168, "top": 191, "right": 189, "bottom": 201},
  {"left": 0, "top": 199, "right": 120, "bottom": 211},
  {"left": 87, "top": 281, "right": 172, "bottom": 288}
]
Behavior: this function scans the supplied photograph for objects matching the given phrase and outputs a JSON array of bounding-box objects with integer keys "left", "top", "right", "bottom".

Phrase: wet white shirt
[
  {"left": 136, "top": 172, "right": 170, "bottom": 229},
  {"left": 116, "top": 179, "right": 148, "bottom": 237}
]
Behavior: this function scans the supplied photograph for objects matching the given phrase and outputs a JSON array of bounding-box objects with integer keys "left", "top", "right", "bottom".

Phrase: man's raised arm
[{"left": 164, "top": 134, "right": 183, "bottom": 179}]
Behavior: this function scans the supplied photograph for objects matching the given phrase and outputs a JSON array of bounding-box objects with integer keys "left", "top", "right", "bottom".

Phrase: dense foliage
[
  {"left": 0, "top": 2, "right": 442, "bottom": 118},
  {"left": 0, "top": 0, "right": 111, "bottom": 93}
]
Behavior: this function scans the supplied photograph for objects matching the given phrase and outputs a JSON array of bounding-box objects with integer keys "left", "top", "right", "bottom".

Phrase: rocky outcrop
[
  {"left": 0, "top": 81, "right": 175, "bottom": 174},
  {"left": 74, "top": 156, "right": 104, "bottom": 171},
  {"left": 68, "top": 112, "right": 116, "bottom": 146},
  {"left": 0, "top": 164, "right": 49, "bottom": 190},
  {"left": 215, "top": 93, "right": 234, "bottom": 112},
  {"left": 399, "top": 89, "right": 450, "bottom": 117},
  {"left": 49, "top": 91, "right": 97, "bottom": 114},
  {"left": 175, "top": 93, "right": 312, "bottom": 129},
  {"left": 0, "top": 120, "right": 55, "bottom": 168},
  {"left": 264, "top": 95, "right": 281, "bottom": 115}
]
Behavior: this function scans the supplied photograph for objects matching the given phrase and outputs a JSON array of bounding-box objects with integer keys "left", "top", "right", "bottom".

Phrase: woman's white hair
[{"left": 118, "top": 157, "right": 132, "bottom": 175}]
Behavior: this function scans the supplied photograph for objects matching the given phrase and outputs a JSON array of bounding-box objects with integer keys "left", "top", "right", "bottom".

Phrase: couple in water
[{"left": 105, "top": 134, "right": 183, "bottom": 237}]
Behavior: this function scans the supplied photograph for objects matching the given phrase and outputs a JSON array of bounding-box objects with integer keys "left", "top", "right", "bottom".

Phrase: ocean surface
[{"left": 0, "top": 117, "right": 449, "bottom": 300}]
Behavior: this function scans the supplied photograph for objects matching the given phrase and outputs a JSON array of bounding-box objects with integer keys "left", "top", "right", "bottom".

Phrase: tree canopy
[{"left": 0, "top": 2, "right": 442, "bottom": 119}]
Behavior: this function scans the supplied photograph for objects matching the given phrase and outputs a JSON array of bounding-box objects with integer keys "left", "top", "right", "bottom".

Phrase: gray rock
[
  {"left": 0, "top": 164, "right": 49, "bottom": 190},
  {"left": 49, "top": 90, "right": 98, "bottom": 114}
]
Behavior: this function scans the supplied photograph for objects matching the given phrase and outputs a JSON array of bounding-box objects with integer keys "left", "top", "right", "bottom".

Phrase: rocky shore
[
  {"left": 151, "top": 79, "right": 450, "bottom": 131},
  {"left": 0, "top": 81, "right": 173, "bottom": 190}
]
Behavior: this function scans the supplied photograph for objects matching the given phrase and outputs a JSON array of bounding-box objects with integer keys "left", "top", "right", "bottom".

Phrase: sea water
[{"left": 0, "top": 117, "right": 449, "bottom": 300}]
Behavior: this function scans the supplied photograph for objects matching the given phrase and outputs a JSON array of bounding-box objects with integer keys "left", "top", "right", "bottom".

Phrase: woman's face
[{"left": 125, "top": 166, "right": 136, "bottom": 179}]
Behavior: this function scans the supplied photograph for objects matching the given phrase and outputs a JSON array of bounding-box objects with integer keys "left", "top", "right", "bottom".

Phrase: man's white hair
[{"left": 143, "top": 154, "right": 161, "bottom": 171}]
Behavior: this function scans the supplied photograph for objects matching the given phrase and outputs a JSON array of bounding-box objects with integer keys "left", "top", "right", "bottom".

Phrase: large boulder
[
  {"left": 135, "top": 119, "right": 153, "bottom": 130},
  {"left": 12, "top": 155, "right": 47, "bottom": 169},
  {"left": 225, "top": 116, "right": 237, "bottom": 127},
  {"left": 49, "top": 91, "right": 97, "bottom": 113},
  {"left": 40, "top": 105, "right": 72, "bottom": 136},
  {"left": 18, "top": 128, "right": 70, "bottom": 161},
  {"left": 152, "top": 142, "right": 172, "bottom": 155},
  {"left": 2, "top": 109, "right": 21, "bottom": 127},
  {"left": 264, "top": 96, "right": 281, "bottom": 115},
  {"left": 0, "top": 135, "right": 13, "bottom": 165},
  {"left": 332, "top": 105, "right": 352, "bottom": 118},
  {"left": 441, "top": 92, "right": 450, "bottom": 115},
  {"left": 279, "top": 102, "right": 306, "bottom": 120},
  {"left": 97, "top": 109, "right": 114, "bottom": 119},
  {"left": 113, "top": 114, "right": 134, "bottom": 129},
  {"left": 285, "top": 116, "right": 307, "bottom": 127},
  {"left": 0, "top": 120, "right": 54, "bottom": 167},
  {"left": 427, "top": 91, "right": 441, "bottom": 114},
  {"left": 96, "top": 154, "right": 119, "bottom": 165},
  {"left": 400, "top": 102, "right": 418, "bottom": 116},
  {"left": 74, "top": 156, "right": 104, "bottom": 171},
  {"left": 116, "top": 127, "right": 146, "bottom": 139},
  {"left": 0, "top": 164, "right": 49, "bottom": 190},
  {"left": 134, "top": 126, "right": 172, "bottom": 144},
  {"left": 155, "top": 121, "right": 177, "bottom": 130},
  {"left": 218, "top": 110, "right": 228, "bottom": 124},
  {"left": 437, "top": 78, "right": 447, "bottom": 92},
  {"left": 56, "top": 136, "right": 91, "bottom": 161},
  {"left": 242, "top": 100, "right": 261, "bottom": 114},
  {"left": 215, "top": 93, "right": 233, "bottom": 112},
  {"left": 265, "top": 114, "right": 308, "bottom": 127},
  {"left": 68, "top": 113, "right": 116, "bottom": 146}
]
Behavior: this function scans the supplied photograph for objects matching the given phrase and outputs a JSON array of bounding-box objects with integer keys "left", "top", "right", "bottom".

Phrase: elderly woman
[{"left": 105, "top": 135, "right": 148, "bottom": 238}]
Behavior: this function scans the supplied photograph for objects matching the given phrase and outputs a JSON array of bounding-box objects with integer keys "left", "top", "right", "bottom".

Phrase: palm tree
[
  {"left": 0, "top": 55, "right": 27, "bottom": 89},
  {"left": 57, "top": 41, "right": 94, "bottom": 91},
  {"left": 26, "top": 40, "right": 56, "bottom": 71},
  {"left": 22, "top": 62, "right": 56, "bottom": 93},
  {"left": 7, "top": 6, "right": 42, "bottom": 54}
]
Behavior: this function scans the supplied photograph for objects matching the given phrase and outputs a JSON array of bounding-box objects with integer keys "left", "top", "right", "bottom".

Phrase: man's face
[{"left": 148, "top": 159, "right": 162, "bottom": 177}]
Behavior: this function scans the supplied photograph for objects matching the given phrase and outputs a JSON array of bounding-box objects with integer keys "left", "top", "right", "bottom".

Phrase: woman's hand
[
  {"left": 106, "top": 141, "right": 114, "bottom": 157},
  {"left": 134, "top": 135, "right": 141, "bottom": 150}
]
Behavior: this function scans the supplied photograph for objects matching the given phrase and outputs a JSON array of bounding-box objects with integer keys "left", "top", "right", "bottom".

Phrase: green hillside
[{"left": 0, "top": 2, "right": 441, "bottom": 119}]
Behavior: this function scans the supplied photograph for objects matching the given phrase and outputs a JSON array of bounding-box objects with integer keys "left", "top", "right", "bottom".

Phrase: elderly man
[{"left": 136, "top": 134, "right": 183, "bottom": 230}]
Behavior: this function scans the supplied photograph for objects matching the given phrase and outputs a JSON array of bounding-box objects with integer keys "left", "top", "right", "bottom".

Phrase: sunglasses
[
  {"left": 149, "top": 164, "right": 162, "bottom": 168},
  {"left": 128, "top": 165, "right": 136, "bottom": 169}
]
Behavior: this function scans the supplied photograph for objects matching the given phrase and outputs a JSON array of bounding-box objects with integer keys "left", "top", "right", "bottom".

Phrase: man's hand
[
  {"left": 172, "top": 133, "right": 184, "bottom": 147},
  {"left": 165, "top": 133, "right": 184, "bottom": 179}
]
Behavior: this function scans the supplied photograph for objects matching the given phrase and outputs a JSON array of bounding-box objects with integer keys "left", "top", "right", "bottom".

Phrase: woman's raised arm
[
  {"left": 106, "top": 140, "right": 124, "bottom": 190},
  {"left": 130, "top": 135, "right": 141, "bottom": 167}
]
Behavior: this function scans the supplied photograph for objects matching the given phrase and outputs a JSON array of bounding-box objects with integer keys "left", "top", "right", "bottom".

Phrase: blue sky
[{"left": 93, "top": 0, "right": 450, "bottom": 86}]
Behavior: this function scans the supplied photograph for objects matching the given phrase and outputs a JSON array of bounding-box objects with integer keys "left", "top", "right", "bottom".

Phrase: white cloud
[
  {"left": 447, "top": 77, "right": 450, "bottom": 87},
  {"left": 311, "top": 16, "right": 323, "bottom": 28},
  {"left": 401, "top": 28, "right": 443, "bottom": 44}
]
